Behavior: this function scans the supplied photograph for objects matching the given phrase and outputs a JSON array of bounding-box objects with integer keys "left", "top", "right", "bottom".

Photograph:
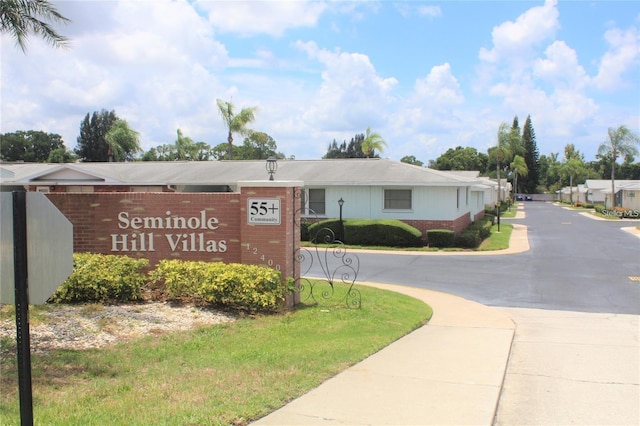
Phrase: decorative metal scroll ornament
[{"left": 293, "top": 188, "right": 361, "bottom": 309}]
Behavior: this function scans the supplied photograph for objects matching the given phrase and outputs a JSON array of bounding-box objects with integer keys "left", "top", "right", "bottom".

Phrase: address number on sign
[{"left": 247, "top": 198, "right": 281, "bottom": 225}]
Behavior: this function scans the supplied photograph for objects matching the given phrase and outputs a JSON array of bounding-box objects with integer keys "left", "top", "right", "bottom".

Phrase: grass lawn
[
  {"left": 478, "top": 223, "right": 513, "bottom": 251},
  {"left": 0, "top": 284, "right": 431, "bottom": 426}
]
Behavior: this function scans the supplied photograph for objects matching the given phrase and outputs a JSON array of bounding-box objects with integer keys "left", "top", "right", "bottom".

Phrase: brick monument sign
[{"left": 45, "top": 181, "right": 302, "bottom": 307}]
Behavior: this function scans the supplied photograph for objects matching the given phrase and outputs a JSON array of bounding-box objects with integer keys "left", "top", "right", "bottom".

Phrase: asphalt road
[{"left": 305, "top": 202, "right": 640, "bottom": 315}]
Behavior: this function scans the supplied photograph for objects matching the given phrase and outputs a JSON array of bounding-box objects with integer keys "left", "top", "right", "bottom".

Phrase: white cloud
[
  {"left": 479, "top": 0, "right": 560, "bottom": 63},
  {"left": 418, "top": 5, "right": 442, "bottom": 18},
  {"left": 198, "top": 1, "right": 328, "bottom": 37},
  {"left": 533, "top": 41, "right": 590, "bottom": 90},
  {"left": 296, "top": 41, "right": 398, "bottom": 132},
  {"left": 592, "top": 26, "right": 640, "bottom": 91},
  {"left": 413, "top": 63, "right": 464, "bottom": 105}
]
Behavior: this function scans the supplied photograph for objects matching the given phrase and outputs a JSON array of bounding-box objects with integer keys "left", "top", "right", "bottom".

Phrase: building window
[
  {"left": 302, "top": 188, "right": 326, "bottom": 215},
  {"left": 384, "top": 189, "right": 412, "bottom": 210},
  {"left": 66, "top": 185, "right": 94, "bottom": 193},
  {"left": 456, "top": 188, "right": 460, "bottom": 209}
]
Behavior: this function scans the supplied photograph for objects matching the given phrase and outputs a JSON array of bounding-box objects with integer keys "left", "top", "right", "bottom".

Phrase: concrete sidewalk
[{"left": 252, "top": 284, "right": 515, "bottom": 425}]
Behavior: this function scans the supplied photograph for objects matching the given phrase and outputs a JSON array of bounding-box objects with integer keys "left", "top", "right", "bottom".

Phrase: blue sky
[{"left": 1, "top": 0, "right": 639, "bottom": 164}]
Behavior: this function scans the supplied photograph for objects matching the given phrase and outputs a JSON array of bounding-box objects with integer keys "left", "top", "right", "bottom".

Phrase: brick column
[{"left": 239, "top": 181, "right": 302, "bottom": 308}]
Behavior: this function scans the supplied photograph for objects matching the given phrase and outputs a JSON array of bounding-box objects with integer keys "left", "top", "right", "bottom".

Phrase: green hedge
[
  {"left": 426, "top": 229, "right": 454, "bottom": 248},
  {"left": 307, "top": 219, "right": 422, "bottom": 247},
  {"left": 49, "top": 253, "right": 148, "bottom": 303},
  {"left": 150, "top": 259, "right": 287, "bottom": 313},
  {"left": 455, "top": 216, "right": 495, "bottom": 249},
  {"left": 49, "top": 254, "right": 289, "bottom": 313}
]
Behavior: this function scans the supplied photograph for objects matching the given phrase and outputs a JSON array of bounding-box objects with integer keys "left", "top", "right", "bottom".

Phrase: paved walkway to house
[{"left": 252, "top": 284, "right": 516, "bottom": 425}]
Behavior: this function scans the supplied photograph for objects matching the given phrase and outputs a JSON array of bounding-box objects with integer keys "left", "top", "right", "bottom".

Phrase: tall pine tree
[
  {"left": 75, "top": 109, "right": 118, "bottom": 162},
  {"left": 521, "top": 115, "right": 540, "bottom": 193}
]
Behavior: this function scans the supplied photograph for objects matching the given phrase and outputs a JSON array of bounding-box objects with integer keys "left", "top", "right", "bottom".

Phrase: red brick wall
[
  {"left": 401, "top": 212, "right": 472, "bottom": 238},
  {"left": 46, "top": 192, "right": 243, "bottom": 266},
  {"left": 46, "top": 187, "right": 301, "bottom": 306}
]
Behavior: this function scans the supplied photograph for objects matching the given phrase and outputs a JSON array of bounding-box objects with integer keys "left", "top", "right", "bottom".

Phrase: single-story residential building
[
  {"left": 558, "top": 185, "right": 586, "bottom": 204},
  {"left": 0, "top": 158, "right": 494, "bottom": 235},
  {"left": 585, "top": 179, "right": 640, "bottom": 209}
]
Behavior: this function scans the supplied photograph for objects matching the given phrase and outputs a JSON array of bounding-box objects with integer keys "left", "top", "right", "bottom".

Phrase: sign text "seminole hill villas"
[{"left": 111, "top": 210, "right": 227, "bottom": 253}]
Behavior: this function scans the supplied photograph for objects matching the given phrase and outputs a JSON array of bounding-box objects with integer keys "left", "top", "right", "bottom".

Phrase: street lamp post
[
  {"left": 338, "top": 197, "right": 344, "bottom": 242},
  {"left": 266, "top": 157, "right": 277, "bottom": 181}
]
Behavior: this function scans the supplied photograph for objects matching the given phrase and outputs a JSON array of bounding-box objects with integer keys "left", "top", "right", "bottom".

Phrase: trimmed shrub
[
  {"left": 455, "top": 229, "right": 481, "bottom": 248},
  {"left": 426, "top": 229, "right": 454, "bottom": 248},
  {"left": 307, "top": 219, "right": 422, "bottom": 247},
  {"left": 300, "top": 221, "right": 312, "bottom": 241},
  {"left": 150, "top": 260, "right": 287, "bottom": 313},
  {"left": 594, "top": 204, "right": 606, "bottom": 214},
  {"left": 49, "top": 253, "right": 148, "bottom": 303}
]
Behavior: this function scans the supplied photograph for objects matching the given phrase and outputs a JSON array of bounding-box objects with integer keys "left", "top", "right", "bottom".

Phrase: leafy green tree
[
  {"left": 105, "top": 119, "right": 141, "bottom": 162},
  {"left": 75, "top": 109, "right": 119, "bottom": 162},
  {"left": 0, "top": 130, "right": 67, "bottom": 162},
  {"left": 509, "top": 116, "right": 524, "bottom": 158},
  {"left": 0, "top": 0, "right": 70, "bottom": 52},
  {"left": 598, "top": 125, "right": 640, "bottom": 207},
  {"left": 47, "top": 147, "right": 75, "bottom": 163},
  {"left": 236, "top": 131, "right": 280, "bottom": 160},
  {"left": 542, "top": 152, "right": 562, "bottom": 193},
  {"left": 361, "top": 127, "right": 386, "bottom": 158},
  {"left": 400, "top": 155, "right": 424, "bottom": 167},
  {"left": 323, "top": 133, "right": 366, "bottom": 159},
  {"left": 561, "top": 158, "right": 587, "bottom": 205},
  {"left": 490, "top": 122, "right": 516, "bottom": 202},
  {"left": 141, "top": 130, "right": 212, "bottom": 161},
  {"left": 216, "top": 99, "right": 256, "bottom": 160},
  {"left": 521, "top": 115, "right": 539, "bottom": 193},
  {"left": 431, "top": 146, "right": 488, "bottom": 171},
  {"left": 510, "top": 155, "right": 528, "bottom": 195},
  {"left": 618, "top": 154, "right": 640, "bottom": 180},
  {"left": 564, "top": 143, "right": 584, "bottom": 161},
  {"left": 174, "top": 129, "right": 198, "bottom": 160}
]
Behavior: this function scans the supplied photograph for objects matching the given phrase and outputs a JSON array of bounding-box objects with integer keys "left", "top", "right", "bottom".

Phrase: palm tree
[
  {"left": 0, "top": 0, "right": 71, "bottom": 52},
  {"left": 597, "top": 125, "right": 640, "bottom": 208},
  {"left": 216, "top": 99, "right": 256, "bottom": 160},
  {"left": 560, "top": 158, "right": 584, "bottom": 205},
  {"left": 104, "top": 120, "right": 141, "bottom": 162},
  {"left": 361, "top": 127, "right": 387, "bottom": 158},
  {"left": 492, "top": 122, "right": 514, "bottom": 203},
  {"left": 510, "top": 155, "right": 528, "bottom": 197}
]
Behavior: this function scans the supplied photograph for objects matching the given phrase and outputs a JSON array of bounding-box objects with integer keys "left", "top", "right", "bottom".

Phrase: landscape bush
[
  {"left": 454, "top": 216, "right": 495, "bottom": 249},
  {"left": 150, "top": 259, "right": 287, "bottom": 313},
  {"left": 300, "top": 221, "right": 311, "bottom": 241},
  {"left": 49, "top": 253, "right": 148, "bottom": 303},
  {"left": 426, "top": 229, "right": 454, "bottom": 248},
  {"left": 307, "top": 219, "right": 422, "bottom": 247},
  {"left": 455, "top": 229, "right": 481, "bottom": 248}
]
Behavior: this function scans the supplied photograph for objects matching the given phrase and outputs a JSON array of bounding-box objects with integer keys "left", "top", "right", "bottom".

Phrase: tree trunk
[
  {"left": 611, "top": 148, "right": 616, "bottom": 208},
  {"left": 227, "top": 132, "right": 233, "bottom": 160}
]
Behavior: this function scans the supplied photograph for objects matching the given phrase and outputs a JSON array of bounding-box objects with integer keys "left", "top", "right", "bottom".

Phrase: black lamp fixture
[{"left": 266, "top": 157, "right": 277, "bottom": 181}]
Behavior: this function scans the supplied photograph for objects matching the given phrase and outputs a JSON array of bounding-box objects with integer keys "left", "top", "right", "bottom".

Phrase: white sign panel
[
  {"left": 247, "top": 198, "right": 281, "bottom": 225},
  {"left": 0, "top": 192, "right": 74, "bottom": 304}
]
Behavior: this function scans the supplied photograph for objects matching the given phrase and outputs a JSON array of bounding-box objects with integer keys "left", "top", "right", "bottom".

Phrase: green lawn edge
[{"left": 1, "top": 284, "right": 432, "bottom": 426}]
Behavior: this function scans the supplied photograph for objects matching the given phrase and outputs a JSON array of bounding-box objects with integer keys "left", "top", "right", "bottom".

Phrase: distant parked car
[
  {"left": 516, "top": 195, "right": 523, "bottom": 201},
  {"left": 525, "top": 196, "right": 532, "bottom": 201}
]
